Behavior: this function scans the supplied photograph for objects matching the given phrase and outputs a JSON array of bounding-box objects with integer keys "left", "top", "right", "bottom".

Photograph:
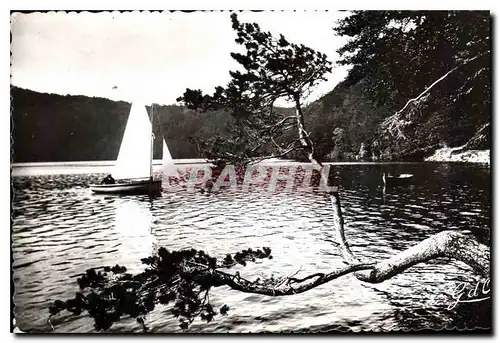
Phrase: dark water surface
[{"left": 12, "top": 163, "right": 491, "bottom": 333}]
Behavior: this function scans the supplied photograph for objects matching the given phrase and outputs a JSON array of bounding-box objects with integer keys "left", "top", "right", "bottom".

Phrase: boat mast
[{"left": 150, "top": 103, "right": 154, "bottom": 181}]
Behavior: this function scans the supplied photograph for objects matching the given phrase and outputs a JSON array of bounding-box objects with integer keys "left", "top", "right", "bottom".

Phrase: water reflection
[{"left": 113, "top": 197, "right": 157, "bottom": 271}]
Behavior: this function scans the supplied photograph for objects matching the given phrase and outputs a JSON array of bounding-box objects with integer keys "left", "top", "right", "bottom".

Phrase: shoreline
[
  {"left": 10, "top": 158, "right": 489, "bottom": 177},
  {"left": 10, "top": 159, "right": 209, "bottom": 168}
]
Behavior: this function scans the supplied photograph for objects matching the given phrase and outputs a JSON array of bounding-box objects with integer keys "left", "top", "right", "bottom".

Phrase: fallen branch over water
[
  {"left": 214, "top": 194, "right": 489, "bottom": 293},
  {"left": 330, "top": 192, "right": 490, "bottom": 282},
  {"left": 215, "top": 262, "right": 375, "bottom": 296},
  {"left": 47, "top": 192, "right": 490, "bottom": 332}
]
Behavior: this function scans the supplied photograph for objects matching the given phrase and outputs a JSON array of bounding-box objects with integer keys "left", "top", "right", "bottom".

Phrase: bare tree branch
[
  {"left": 381, "top": 50, "right": 491, "bottom": 139},
  {"left": 212, "top": 192, "right": 489, "bottom": 295},
  {"left": 263, "top": 116, "right": 296, "bottom": 130},
  {"left": 243, "top": 144, "right": 301, "bottom": 165},
  {"left": 215, "top": 263, "right": 375, "bottom": 296},
  {"left": 329, "top": 192, "right": 490, "bottom": 283},
  {"left": 270, "top": 136, "right": 283, "bottom": 151},
  {"left": 49, "top": 190, "right": 491, "bottom": 332}
]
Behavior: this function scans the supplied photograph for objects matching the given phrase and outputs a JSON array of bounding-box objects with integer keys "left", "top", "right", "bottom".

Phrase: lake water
[{"left": 11, "top": 162, "right": 491, "bottom": 333}]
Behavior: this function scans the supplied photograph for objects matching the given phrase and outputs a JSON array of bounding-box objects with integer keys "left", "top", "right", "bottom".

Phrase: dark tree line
[
  {"left": 176, "top": 11, "right": 490, "bottom": 163},
  {"left": 33, "top": 10, "right": 491, "bottom": 333},
  {"left": 333, "top": 11, "right": 490, "bottom": 157},
  {"left": 11, "top": 11, "right": 490, "bottom": 163}
]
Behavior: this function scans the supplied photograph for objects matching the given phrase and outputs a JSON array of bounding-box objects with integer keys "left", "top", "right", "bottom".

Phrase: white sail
[
  {"left": 112, "top": 102, "right": 153, "bottom": 180},
  {"left": 162, "top": 138, "right": 176, "bottom": 175}
]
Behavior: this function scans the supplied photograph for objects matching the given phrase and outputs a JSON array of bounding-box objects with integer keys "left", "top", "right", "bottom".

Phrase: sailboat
[{"left": 89, "top": 101, "right": 173, "bottom": 195}]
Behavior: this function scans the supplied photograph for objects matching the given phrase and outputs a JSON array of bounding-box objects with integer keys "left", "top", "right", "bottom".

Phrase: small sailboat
[
  {"left": 382, "top": 172, "right": 414, "bottom": 187},
  {"left": 90, "top": 101, "right": 173, "bottom": 195}
]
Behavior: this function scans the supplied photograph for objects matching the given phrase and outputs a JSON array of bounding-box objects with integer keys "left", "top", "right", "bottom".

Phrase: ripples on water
[{"left": 12, "top": 163, "right": 491, "bottom": 333}]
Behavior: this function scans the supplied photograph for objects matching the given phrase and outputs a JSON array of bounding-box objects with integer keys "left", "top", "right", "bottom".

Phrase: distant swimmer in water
[{"left": 101, "top": 174, "right": 116, "bottom": 185}]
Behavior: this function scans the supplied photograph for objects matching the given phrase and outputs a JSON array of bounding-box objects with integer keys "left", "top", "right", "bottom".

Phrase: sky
[{"left": 10, "top": 10, "right": 351, "bottom": 106}]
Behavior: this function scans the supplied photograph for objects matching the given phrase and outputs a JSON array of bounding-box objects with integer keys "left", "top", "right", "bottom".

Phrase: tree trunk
[
  {"left": 330, "top": 192, "right": 490, "bottom": 282},
  {"left": 209, "top": 192, "right": 489, "bottom": 296},
  {"left": 294, "top": 94, "right": 322, "bottom": 168}
]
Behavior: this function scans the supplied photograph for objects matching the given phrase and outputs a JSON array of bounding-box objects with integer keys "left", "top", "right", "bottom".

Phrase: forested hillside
[
  {"left": 10, "top": 87, "right": 232, "bottom": 162},
  {"left": 11, "top": 87, "right": 130, "bottom": 162},
  {"left": 11, "top": 11, "right": 490, "bottom": 164},
  {"left": 332, "top": 10, "right": 491, "bottom": 160},
  {"left": 10, "top": 87, "right": 287, "bottom": 162},
  {"left": 302, "top": 79, "right": 390, "bottom": 161},
  {"left": 10, "top": 84, "right": 382, "bottom": 164}
]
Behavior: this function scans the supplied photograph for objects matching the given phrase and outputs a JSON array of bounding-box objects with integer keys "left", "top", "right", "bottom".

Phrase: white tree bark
[
  {"left": 381, "top": 50, "right": 491, "bottom": 139},
  {"left": 329, "top": 192, "right": 489, "bottom": 282},
  {"left": 213, "top": 192, "right": 490, "bottom": 295}
]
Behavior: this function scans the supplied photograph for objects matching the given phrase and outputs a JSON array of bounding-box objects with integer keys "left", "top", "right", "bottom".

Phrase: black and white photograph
[{"left": 10, "top": 8, "right": 491, "bottom": 334}]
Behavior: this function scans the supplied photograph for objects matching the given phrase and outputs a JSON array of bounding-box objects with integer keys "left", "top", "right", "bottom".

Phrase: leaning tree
[
  {"left": 45, "top": 12, "right": 490, "bottom": 333},
  {"left": 177, "top": 13, "right": 332, "bottom": 167},
  {"left": 47, "top": 192, "right": 489, "bottom": 332}
]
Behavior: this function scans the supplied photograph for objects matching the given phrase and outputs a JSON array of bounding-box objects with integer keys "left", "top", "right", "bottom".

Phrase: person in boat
[
  {"left": 199, "top": 180, "right": 214, "bottom": 195},
  {"left": 101, "top": 174, "right": 116, "bottom": 185}
]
